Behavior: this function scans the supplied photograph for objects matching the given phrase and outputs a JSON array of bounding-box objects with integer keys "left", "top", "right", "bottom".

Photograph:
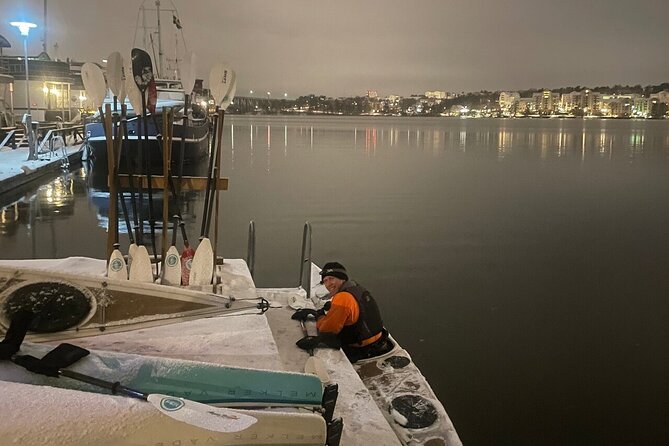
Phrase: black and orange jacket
[{"left": 316, "top": 281, "right": 384, "bottom": 347}]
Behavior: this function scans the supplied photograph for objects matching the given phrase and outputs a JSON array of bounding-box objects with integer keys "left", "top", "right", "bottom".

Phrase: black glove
[
  {"left": 296, "top": 334, "right": 342, "bottom": 351},
  {"left": 296, "top": 335, "right": 320, "bottom": 351},
  {"left": 291, "top": 309, "right": 319, "bottom": 321}
]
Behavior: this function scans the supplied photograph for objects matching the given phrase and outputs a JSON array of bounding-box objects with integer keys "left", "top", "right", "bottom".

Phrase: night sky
[{"left": 1, "top": 0, "right": 668, "bottom": 97}]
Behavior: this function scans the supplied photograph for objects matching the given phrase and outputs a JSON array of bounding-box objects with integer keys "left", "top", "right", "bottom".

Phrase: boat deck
[{"left": 0, "top": 257, "right": 403, "bottom": 445}]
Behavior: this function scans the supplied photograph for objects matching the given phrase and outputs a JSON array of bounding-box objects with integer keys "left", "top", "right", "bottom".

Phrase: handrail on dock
[
  {"left": 36, "top": 124, "right": 85, "bottom": 156},
  {"left": 0, "top": 127, "right": 16, "bottom": 150},
  {"left": 299, "top": 221, "right": 312, "bottom": 299},
  {"left": 247, "top": 220, "right": 256, "bottom": 279}
]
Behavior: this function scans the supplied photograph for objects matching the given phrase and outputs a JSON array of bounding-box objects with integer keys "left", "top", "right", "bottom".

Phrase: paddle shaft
[
  {"left": 176, "top": 95, "right": 190, "bottom": 246},
  {"left": 117, "top": 109, "right": 135, "bottom": 245},
  {"left": 141, "top": 91, "right": 159, "bottom": 267},
  {"left": 200, "top": 111, "right": 219, "bottom": 237},
  {"left": 60, "top": 368, "right": 148, "bottom": 400}
]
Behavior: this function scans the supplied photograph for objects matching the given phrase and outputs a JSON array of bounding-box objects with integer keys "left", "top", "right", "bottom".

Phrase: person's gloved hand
[
  {"left": 291, "top": 308, "right": 319, "bottom": 321},
  {"left": 296, "top": 334, "right": 341, "bottom": 351},
  {"left": 296, "top": 335, "right": 319, "bottom": 351}
]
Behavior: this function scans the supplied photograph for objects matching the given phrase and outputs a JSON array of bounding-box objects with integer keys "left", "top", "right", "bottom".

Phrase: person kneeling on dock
[{"left": 293, "top": 262, "right": 393, "bottom": 362}]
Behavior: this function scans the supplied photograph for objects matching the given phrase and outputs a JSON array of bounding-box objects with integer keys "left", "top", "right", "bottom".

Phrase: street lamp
[
  {"left": 10, "top": 20, "right": 37, "bottom": 160},
  {"left": 10, "top": 21, "right": 37, "bottom": 114}
]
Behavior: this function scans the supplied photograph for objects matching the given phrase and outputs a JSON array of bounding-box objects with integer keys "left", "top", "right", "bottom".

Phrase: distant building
[
  {"left": 602, "top": 94, "right": 634, "bottom": 117},
  {"left": 367, "top": 90, "right": 378, "bottom": 99},
  {"left": 560, "top": 90, "right": 603, "bottom": 114},
  {"left": 499, "top": 92, "right": 520, "bottom": 116},
  {"left": 633, "top": 97, "right": 653, "bottom": 118},
  {"left": 425, "top": 91, "right": 447, "bottom": 99},
  {"left": 650, "top": 90, "right": 669, "bottom": 104},
  {"left": 516, "top": 97, "right": 535, "bottom": 115},
  {"left": 532, "top": 90, "right": 560, "bottom": 114}
]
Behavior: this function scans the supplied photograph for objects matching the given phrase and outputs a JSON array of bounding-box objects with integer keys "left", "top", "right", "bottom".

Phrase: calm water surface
[{"left": 2, "top": 116, "right": 669, "bottom": 445}]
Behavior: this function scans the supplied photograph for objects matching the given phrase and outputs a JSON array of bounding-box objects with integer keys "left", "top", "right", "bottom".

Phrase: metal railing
[
  {"left": 299, "top": 221, "right": 312, "bottom": 300},
  {"left": 0, "top": 127, "right": 17, "bottom": 150},
  {"left": 247, "top": 220, "right": 256, "bottom": 279},
  {"left": 36, "top": 124, "right": 85, "bottom": 155},
  {"left": 245, "top": 220, "right": 313, "bottom": 298}
]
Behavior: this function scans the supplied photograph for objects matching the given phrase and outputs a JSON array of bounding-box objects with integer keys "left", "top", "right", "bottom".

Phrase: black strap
[
  {"left": 12, "top": 343, "right": 90, "bottom": 378},
  {"left": 0, "top": 310, "right": 34, "bottom": 360}
]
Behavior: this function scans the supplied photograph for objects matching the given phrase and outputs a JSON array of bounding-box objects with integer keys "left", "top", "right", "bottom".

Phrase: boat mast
[
  {"left": 41, "top": 0, "right": 49, "bottom": 54},
  {"left": 156, "top": 0, "right": 163, "bottom": 78}
]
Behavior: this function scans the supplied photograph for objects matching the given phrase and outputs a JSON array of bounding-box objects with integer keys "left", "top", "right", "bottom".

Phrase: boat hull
[{"left": 85, "top": 117, "right": 210, "bottom": 189}]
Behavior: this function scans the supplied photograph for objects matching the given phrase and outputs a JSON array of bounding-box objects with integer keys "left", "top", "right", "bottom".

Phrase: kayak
[
  {"left": 354, "top": 336, "right": 462, "bottom": 446},
  {"left": 0, "top": 266, "right": 259, "bottom": 342},
  {"left": 1, "top": 380, "right": 328, "bottom": 446},
  {"left": 3, "top": 341, "right": 324, "bottom": 408}
]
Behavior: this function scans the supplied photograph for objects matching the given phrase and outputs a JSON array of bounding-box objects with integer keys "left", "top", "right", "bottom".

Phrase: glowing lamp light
[
  {"left": 10, "top": 21, "right": 37, "bottom": 36},
  {"left": 79, "top": 94, "right": 87, "bottom": 102},
  {"left": 42, "top": 85, "right": 49, "bottom": 94}
]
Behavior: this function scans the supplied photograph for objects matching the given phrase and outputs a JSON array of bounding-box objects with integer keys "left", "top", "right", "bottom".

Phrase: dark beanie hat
[{"left": 320, "top": 262, "right": 348, "bottom": 281}]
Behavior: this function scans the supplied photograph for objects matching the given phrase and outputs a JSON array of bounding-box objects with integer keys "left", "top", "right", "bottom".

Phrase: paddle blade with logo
[
  {"left": 220, "top": 70, "right": 237, "bottom": 110},
  {"left": 131, "top": 48, "right": 154, "bottom": 92},
  {"left": 146, "top": 395, "right": 257, "bottom": 433},
  {"left": 208, "top": 63, "right": 233, "bottom": 106},
  {"left": 107, "top": 245, "right": 128, "bottom": 280}
]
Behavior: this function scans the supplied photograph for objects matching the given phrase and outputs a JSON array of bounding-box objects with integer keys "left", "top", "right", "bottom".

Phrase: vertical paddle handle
[{"left": 102, "top": 105, "right": 118, "bottom": 260}]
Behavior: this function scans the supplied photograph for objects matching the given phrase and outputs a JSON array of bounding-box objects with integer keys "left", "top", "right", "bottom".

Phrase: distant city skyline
[{"left": 0, "top": 0, "right": 668, "bottom": 98}]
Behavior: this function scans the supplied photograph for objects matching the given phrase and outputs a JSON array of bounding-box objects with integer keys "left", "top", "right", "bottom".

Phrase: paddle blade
[
  {"left": 147, "top": 394, "right": 257, "bottom": 433},
  {"left": 220, "top": 70, "right": 237, "bottom": 110},
  {"left": 127, "top": 243, "right": 138, "bottom": 271},
  {"left": 81, "top": 62, "right": 107, "bottom": 109},
  {"left": 131, "top": 48, "right": 154, "bottom": 91},
  {"left": 129, "top": 245, "right": 154, "bottom": 283},
  {"left": 305, "top": 356, "right": 331, "bottom": 384},
  {"left": 180, "top": 246, "right": 195, "bottom": 286},
  {"left": 208, "top": 63, "right": 233, "bottom": 106},
  {"left": 107, "top": 249, "right": 128, "bottom": 280},
  {"left": 189, "top": 238, "right": 214, "bottom": 286},
  {"left": 180, "top": 51, "right": 197, "bottom": 94},
  {"left": 123, "top": 55, "right": 143, "bottom": 115},
  {"left": 162, "top": 246, "right": 182, "bottom": 286},
  {"left": 107, "top": 52, "right": 125, "bottom": 101}
]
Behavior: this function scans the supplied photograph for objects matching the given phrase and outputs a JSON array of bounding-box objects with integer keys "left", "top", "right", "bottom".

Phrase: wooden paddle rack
[{"left": 102, "top": 104, "right": 228, "bottom": 265}]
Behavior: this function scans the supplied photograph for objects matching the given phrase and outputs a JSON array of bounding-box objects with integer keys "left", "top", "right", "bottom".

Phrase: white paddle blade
[
  {"left": 189, "top": 238, "right": 214, "bottom": 285},
  {"left": 123, "top": 54, "right": 143, "bottom": 115},
  {"left": 81, "top": 62, "right": 107, "bottom": 109},
  {"left": 161, "top": 246, "right": 182, "bottom": 286},
  {"left": 180, "top": 51, "right": 197, "bottom": 94},
  {"left": 220, "top": 70, "right": 237, "bottom": 110},
  {"left": 305, "top": 356, "right": 331, "bottom": 384},
  {"left": 146, "top": 394, "right": 257, "bottom": 433},
  {"left": 127, "top": 243, "right": 138, "bottom": 271},
  {"left": 107, "top": 51, "right": 126, "bottom": 102},
  {"left": 107, "top": 249, "right": 128, "bottom": 280},
  {"left": 129, "top": 245, "right": 154, "bottom": 283},
  {"left": 208, "top": 63, "right": 233, "bottom": 106}
]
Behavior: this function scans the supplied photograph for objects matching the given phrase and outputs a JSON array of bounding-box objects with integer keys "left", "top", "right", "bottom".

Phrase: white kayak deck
[{"left": 0, "top": 257, "right": 403, "bottom": 445}]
